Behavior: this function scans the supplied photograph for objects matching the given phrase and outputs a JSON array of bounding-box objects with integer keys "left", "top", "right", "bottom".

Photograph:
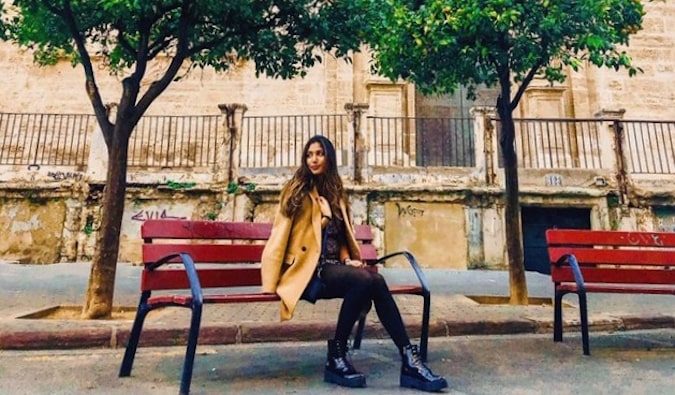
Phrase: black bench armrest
[
  {"left": 369, "top": 250, "right": 430, "bottom": 296},
  {"left": 146, "top": 252, "right": 204, "bottom": 307},
  {"left": 555, "top": 253, "right": 586, "bottom": 294}
]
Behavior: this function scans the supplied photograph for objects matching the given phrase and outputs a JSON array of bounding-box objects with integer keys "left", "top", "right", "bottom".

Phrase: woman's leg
[
  {"left": 322, "top": 265, "right": 447, "bottom": 392},
  {"left": 319, "top": 264, "right": 371, "bottom": 388},
  {"left": 368, "top": 271, "right": 411, "bottom": 349},
  {"left": 322, "top": 265, "right": 409, "bottom": 347},
  {"left": 320, "top": 264, "right": 374, "bottom": 342}
]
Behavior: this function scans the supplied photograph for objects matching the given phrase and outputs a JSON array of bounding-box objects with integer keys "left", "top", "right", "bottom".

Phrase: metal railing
[
  {"left": 497, "top": 118, "right": 604, "bottom": 169},
  {"left": 240, "top": 114, "right": 350, "bottom": 168},
  {"left": 369, "top": 116, "right": 475, "bottom": 167},
  {"left": 0, "top": 113, "right": 94, "bottom": 168},
  {"left": 622, "top": 120, "right": 675, "bottom": 174},
  {"left": 2, "top": 111, "right": 674, "bottom": 178},
  {"left": 128, "top": 115, "right": 222, "bottom": 169}
]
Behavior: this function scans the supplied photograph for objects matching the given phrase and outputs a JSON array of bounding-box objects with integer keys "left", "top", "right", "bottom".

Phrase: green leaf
[{"left": 363, "top": 0, "right": 645, "bottom": 102}]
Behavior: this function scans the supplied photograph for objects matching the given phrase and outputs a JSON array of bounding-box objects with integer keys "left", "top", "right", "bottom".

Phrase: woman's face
[{"left": 306, "top": 142, "right": 327, "bottom": 176}]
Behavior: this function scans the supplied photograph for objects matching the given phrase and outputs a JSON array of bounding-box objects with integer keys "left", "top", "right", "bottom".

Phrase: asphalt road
[{"left": 0, "top": 329, "right": 673, "bottom": 395}]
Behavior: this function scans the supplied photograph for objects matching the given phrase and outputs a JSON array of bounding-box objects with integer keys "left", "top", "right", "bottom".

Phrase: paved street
[{"left": 1, "top": 329, "right": 673, "bottom": 395}]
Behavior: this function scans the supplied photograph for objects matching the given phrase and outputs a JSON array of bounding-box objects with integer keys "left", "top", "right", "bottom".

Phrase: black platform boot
[
  {"left": 324, "top": 339, "right": 366, "bottom": 388},
  {"left": 400, "top": 344, "right": 448, "bottom": 392}
]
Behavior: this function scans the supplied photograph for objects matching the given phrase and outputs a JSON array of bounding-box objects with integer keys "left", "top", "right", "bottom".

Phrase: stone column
[
  {"left": 471, "top": 106, "right": 498, "bottom": 185},
  {"left": 216, "top": 103, "right": 248, "bottom": 221},
  {"left": 59, "top": 181, "right": 89, "bottom": 262},
  {"left": 595, "top": 108, "right": 626, "bottom": 173},
  {"left": 596, "top": 109, "right": 629, "bottom": 211},
  {"left": 344, "top": 103, "right": 370, "bottom": 184},
  {"left": 215, "top": 103, "right": 248, "bottom": 184}
]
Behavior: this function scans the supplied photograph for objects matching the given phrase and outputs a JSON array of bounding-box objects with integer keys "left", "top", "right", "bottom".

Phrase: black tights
[{"left": 318, "top": 264, "right": 410, "bottom": 349}]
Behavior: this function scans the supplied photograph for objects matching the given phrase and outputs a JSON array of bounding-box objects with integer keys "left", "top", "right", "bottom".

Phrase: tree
[
  {"left": 362, "top": 0, "right": 645, "bottom": 303},
  {"left": 0, "top": 0, "right": 364, "bottom": 318}
]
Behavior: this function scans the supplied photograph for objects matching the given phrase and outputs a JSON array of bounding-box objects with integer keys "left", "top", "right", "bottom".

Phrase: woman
[{"left": 261, "top": 135, "right": 448, "bottom": 392}]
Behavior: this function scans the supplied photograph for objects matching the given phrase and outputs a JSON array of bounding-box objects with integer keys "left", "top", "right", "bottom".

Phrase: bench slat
[
  {"left": 388, "top": 284, "right": 424, "bottom": 295},
  {"left": 142, "top": 221, "right": 272, "bottom": 240},
  {"left": 551, "top": 266, "right": 675, "bottom": 285},
  {"left": 148, "top": 293, "right": 282, "bottom": 306},
  {"left": 360, "top": 244, "right": 378, "bottom": 261},
  {"left": 353, "top": 225, "right": 374, "bottom": 242},
  {"left": 143, "top": 244, "right": 266, "bottom": 264},
  {"left": 144, "top": 244, "right": 378, "bottom": 266},
  {"left": 548, "top": 247, "right": 675, "bottom": 267},
  {"left": 557, "top": 283, "right": 675, "bottom": 295},
  {"left": 546, "top": 229, "right": 675, "bottom": 247},
  {"left": 141, "top": 267, "right": 262, "bottom": 291},
  {"left": 142, "top": 220, "right": 374, "bottom": 242},
  {"left": 147, "top": 287, "right": 424, "bottom": 307}
]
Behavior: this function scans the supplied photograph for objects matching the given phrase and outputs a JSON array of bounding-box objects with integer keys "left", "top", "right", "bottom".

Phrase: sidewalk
[{"left": 0, "top": 261, "right": 673, "bottom": 351}]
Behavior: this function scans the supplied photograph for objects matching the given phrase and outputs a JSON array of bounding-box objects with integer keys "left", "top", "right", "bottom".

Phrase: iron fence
[
  {"left": 240, "top": 114, "right": 350, "bottom": 168},
  {"left": 2, "top": 111, "right": 674, "bottom": 177},
  {"left": 498, "top": 118, "right": 604, "bottom": 169},
  {"left": 368, "top": 116, "right": 475, "bottom": 167},
  {"left": 128, "top": 115, "right": 222, "bottom": 169},
  {"left": 0, "top": 113, "right": 94, "bottom": 167},
  {"left": 622, "top": 120, "right": 675, "bottom": 174}
]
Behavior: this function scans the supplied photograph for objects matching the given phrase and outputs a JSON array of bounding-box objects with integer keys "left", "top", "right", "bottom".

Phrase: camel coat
[{"left": 261, "top": 187, "right": 362, "bottom": 321}]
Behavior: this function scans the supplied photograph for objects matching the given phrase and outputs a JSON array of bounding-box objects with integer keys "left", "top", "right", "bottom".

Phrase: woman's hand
[
  {"left": 345, "top": 258, "right": 365, "bottom": 268},
  {"left": 317, "top": 196, "right": 332, "bottom": 219}
]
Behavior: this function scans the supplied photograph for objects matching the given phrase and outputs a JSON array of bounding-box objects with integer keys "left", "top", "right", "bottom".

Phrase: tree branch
[
  {"left": 49, "top": 0, "right": 113, "bottom": 145},
  {"left": 511, "top": 57, "right": 546, "bottom": 112},
  {"left": 134, "top": 0, "right": 193, "bottom": 117}
]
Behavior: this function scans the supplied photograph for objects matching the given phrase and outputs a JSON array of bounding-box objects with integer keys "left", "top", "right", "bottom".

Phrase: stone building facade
[{"left": 1, "top": 2, "right": 674, "bottom": 269}]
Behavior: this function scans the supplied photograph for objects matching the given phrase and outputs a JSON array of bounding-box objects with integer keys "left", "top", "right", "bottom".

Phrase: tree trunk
[
  {"left": 82, "top": 127, "right": 130, "bottom": 319},
  {"left": 497, "top": 91, "right": 529, "bottom": 305}
]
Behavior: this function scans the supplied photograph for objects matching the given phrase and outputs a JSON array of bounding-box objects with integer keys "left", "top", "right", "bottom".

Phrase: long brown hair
[{"left": 280, "top": 135, "right": 347, "bottom": 220}]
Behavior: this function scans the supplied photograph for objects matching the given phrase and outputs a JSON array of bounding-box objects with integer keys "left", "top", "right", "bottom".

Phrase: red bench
[
  {"left": 546, "top": 229, "right": 675, "bottom": 355},
  {"left": 119, "top": 220, "right": 431, "bottom": 395}
]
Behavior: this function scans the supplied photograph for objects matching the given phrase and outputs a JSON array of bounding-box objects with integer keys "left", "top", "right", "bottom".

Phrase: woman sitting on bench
[{"left": 261, "top": 135, "right": 448, "bottom": 392}]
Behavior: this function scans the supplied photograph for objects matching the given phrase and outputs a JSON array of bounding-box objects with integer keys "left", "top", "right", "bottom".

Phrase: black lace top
[{"left": 322, "top": 217, "right": 347, "bottom": 265}]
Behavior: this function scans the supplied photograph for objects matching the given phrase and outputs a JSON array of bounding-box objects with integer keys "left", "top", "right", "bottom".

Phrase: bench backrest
[
  {"left": 546, "top": 229, "right": 675, "bottom": 285},
  {"left": 140, "top": 220, "right": 378, "bottom": 291}
]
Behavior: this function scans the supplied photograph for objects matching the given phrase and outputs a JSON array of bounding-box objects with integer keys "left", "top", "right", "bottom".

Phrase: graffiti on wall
[
  {"left": 395, "top": 202, "right": 425, "bottom": 218},
  {"left": 47, "top": 171, "right": 84, "bottom": 181},
  {"left": 131, "top": 209, "right": 187, "bottom": 222}
]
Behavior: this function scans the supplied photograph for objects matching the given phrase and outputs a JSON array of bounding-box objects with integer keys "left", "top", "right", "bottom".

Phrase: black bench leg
[
  {"left": 553, "top": 290, "right": 564, "bottom": 343},
  {"left": 420, "top": 292, "right": 430, "bottom": 362},
  {"left": 578, "top": 291, "right": 590, "bottom": 356},
  {"left": 119, "top": 293, "right": 151, "bottom": 377},
  {"left": 180, "top": 303, "right": 203, "bottom": 395},
  {"left": 353, "top": 315, "right": 366, "bottom": 350},
  {"left": 352, "top": 301, "right": 372, "bottom": 351}
]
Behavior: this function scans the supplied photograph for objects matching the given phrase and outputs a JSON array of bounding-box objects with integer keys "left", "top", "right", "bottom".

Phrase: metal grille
[
  {"left": 415, "top": 117, "right": 475, "bottom": 167},
  {"left": 0, "top": 113, "right": 94, "bottom": 167},
  {"left": 499, "top": 118, "right": 603, "bottom": 169},
  {"left": 128, "top": 115, "right": 221, "bottom": 169},
  {"left": 368, "top": 116, "right": 475, "bottom": 167},
  {"left": 623, "top": 120, "right": 675, "bottom": 174},
  {"left": 240, "top": 114, "right": 349, "bottom": 168},
  {"left": 368, "top": 116, "right": 412, "bottom": 167}
]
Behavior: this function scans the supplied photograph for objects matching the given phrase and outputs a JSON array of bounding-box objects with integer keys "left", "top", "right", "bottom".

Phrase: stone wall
[
  {"left": 1, "top": 108, "right": 673, "bottom": 268},
  {"left": 1, "top": 178, "right": 670, "bottom": 268},
  {"left": 1, "top": 2, "right": 674, "bottom": 267},
  {"left": 1, "top": 3, "right": 673, "bottom": 120},
  {"left": 566, "top": 2, "right": 675, "bottom": 119}
]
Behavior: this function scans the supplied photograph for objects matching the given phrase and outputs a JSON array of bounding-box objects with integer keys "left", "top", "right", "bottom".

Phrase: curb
[{"left": 2, "top": 315, "right": 673, "bottom": 351}]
